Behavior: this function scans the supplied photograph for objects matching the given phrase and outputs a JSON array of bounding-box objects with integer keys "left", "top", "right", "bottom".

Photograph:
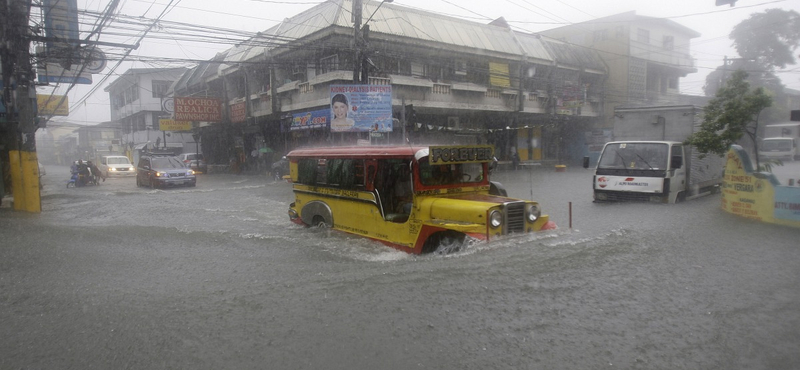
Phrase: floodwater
[{"left": 1, "top": 163, "right": 799, "bottom": 369}]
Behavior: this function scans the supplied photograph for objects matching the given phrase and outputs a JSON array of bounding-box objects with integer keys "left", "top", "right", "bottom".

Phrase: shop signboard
[
  {"left": 290, "top": 109, "right": 328, "bottom": 131},
  {"left": 174, "top": 97, "right": 222, "bottom": 122}
]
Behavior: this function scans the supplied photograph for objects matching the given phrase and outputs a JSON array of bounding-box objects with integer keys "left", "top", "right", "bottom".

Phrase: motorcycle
[{"left": 271, "top": 156, "right": 289, "bottom": 181}]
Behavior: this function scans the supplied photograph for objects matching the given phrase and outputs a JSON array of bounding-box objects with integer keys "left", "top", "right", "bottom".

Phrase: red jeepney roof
[{"left": 287, "top": 145, "right": 428, "bottom": 159}]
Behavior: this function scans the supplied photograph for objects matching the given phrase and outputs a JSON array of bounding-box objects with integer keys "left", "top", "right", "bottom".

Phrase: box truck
[{"left": 583, "top": 105, "right": 725, "bottom": 203}]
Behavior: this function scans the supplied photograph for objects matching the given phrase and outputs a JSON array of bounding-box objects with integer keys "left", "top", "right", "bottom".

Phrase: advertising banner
[
  {"left": 37, "top": 94, "right": 69, "bottom": 116},
  {"left": 159, "top": 119, "right": 192, "bottom": 131},
  {"left": 174, "top": 97, "right": 223, "bottom": 122},
  {"left": 291, "top": 109, "right": 329, "bottom": 131},
  {"left": 330, "top": 85, "right": 392, "bottom": 132}
]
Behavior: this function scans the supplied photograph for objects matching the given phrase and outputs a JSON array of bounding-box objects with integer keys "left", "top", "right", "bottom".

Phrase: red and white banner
[{"left": 174, "top": 97, "right": 223, "bottom": 122}]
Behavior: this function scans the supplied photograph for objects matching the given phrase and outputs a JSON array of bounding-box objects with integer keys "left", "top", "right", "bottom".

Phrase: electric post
[
  {"left": 1, "top": 0, "right": 40, "bottom": 212},
  {"left": 352, "top": 0, "right": 362, "bottom": 83}
]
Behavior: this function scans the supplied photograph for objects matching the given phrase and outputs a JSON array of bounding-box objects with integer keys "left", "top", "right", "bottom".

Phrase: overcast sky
[{"left": 43, "top": 0, "right": 800, "bottom": 126}]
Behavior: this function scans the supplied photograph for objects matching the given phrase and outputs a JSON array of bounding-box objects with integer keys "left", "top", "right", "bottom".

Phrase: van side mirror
[
  {"left": 671, "top": 156, "right": 682, "bottom": 169},
  {"left": 582, "top": 156, "right": 590, "bottom": 169}
]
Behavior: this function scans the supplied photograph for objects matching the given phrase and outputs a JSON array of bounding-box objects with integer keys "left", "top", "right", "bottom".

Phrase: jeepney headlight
[
  {"left": 489, "top": 210, "right": 502, "bottom": 228},
  {"left": 526, "top": 204, "right": 540, "bottom": 222}
]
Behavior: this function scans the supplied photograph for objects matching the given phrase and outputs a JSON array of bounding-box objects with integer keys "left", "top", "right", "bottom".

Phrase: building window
[
  {"left": 319, "top": 55, "right": 339, "bottom": 74},
  {"left": 615, "top": 26, "right": 625, "bottom": 39},
  {"left": 152, "top": 80, "right": 171, "bottom": 98},
  {"left": 662, "top": 36, "right": 674, "bottom": 50},
  {"left": 593, "top": 29, "right": 608, "bottom": 42},
  {"left": 637, "top": 28, "right": 649, "bottom": 44}
]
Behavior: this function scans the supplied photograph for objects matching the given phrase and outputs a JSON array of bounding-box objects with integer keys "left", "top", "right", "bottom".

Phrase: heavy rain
[
  {"left": 2, "top": 0, "right": 800, "bottom": 368},
  {"left": 2, "top": 162, "right": 800, "bottom": 369}
]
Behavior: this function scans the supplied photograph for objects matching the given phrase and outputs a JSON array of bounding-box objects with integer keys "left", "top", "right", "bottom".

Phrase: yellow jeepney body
[{"left": 287, "top": 145, "right": 552, "bottom": 254}]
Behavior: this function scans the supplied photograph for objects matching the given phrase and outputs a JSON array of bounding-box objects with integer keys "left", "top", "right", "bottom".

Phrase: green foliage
[
  {"left": 758, "top": 158, "right": 783, "bottom": 173},
  {"left": 686, "top": 70, "right": 772, "bottom": 157},
  {"left": 730, "top": 9, "right": 800, "bottom": 69}
]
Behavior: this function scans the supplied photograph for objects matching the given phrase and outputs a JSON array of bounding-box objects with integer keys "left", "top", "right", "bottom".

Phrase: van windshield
[
  {"left": 762, "top": 139, "right": 793, "bottom": 151},
  {"left": 417, "top": 158, "right": 485, "bottom": 186},
  {"left": 598, "top": 143, "right": 668, "bottom": 170}
]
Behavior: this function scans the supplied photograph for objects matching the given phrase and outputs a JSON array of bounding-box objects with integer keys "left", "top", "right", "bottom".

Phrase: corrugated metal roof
[
  {"left": 210, "top": 0, "right": 605, "bottom": 74},
  {"left": 248, "top": 0, "right": 555, "bottom": 61},
  {"left": 540, "top": 39, "right": 606, "bottom": 73}
]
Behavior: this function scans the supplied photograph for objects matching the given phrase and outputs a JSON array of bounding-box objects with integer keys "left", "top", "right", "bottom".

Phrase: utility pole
[
  {"left": 352, "top": 0, "right": 362, "bottom": 83},
  {"left": 1, "top": 0, "right": 40, "bottom": 212}
]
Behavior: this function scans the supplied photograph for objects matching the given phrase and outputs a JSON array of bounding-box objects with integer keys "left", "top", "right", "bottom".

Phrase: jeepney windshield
[
  {"left": 417, "top": 158, "right": 485, "bottom": 186},
  {"left": 598, "top": 143, "right": 668, "bottom": 170}
]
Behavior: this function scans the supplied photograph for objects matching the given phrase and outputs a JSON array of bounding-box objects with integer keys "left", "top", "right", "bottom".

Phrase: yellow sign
[
  {"left": 37, "top": 94, "right": 69, "bottom": 116},
  {"left": 489, "top": 62, "right": 510, "bottom": 88},
  {"left": 159, "top": 119, "right": 192, "bottom": 131}
]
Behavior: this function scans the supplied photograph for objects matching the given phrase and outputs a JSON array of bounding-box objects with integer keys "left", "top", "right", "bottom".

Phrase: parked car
[
  {"left": 178, "top": 153, "right": 207, "bottom": 173},
  {"left": 98, "top": 155, "right": 135, "bottom": 177},
  {"left": 136, "top": 154, "right": 196, "bottom": 189}
]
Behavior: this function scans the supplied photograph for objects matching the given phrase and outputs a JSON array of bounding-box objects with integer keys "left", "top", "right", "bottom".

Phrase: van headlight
[
  {"left": 489, "top": 210, "right": 502, "bottom": 228},
  {"left": 526, "top": 204, "right": 540, "bottom": 222}
]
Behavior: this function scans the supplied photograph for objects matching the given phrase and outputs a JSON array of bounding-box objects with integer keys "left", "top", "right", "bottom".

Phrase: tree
[
  {"left": 704, "top": 9, "right": 800, "bottom": 120},
  {"left": 730, "top": 9, "right": 800, "bottom": 69},
  {"left": 687, "top": 70, "right": 772, "bottom": 168}
]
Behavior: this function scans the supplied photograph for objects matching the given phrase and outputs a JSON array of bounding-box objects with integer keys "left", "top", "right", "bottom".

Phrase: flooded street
[{"left": 2, "top": 164, "right": 799, "bottom": 369}]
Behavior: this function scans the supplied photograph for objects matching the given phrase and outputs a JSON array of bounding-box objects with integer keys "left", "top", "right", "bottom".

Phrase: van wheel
[{"left": 423, "top": 231, "right": 466, "bottom": 254}]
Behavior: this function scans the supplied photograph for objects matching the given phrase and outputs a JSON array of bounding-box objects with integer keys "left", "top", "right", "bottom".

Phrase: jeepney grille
[{"left": 504, "top": 202, "right": 526, "bottom": 234}]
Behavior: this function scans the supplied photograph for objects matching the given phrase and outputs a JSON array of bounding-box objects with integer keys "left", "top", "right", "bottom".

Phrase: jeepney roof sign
[{"left": 428, "top": 145, "right": 494, "bottom": 165}]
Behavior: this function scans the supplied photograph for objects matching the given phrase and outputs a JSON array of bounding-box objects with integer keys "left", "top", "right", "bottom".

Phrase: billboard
[
  {"left": 37, "top": 94, "right": 69, "bottom": 116},
  {"left": 291, "top": 109, "right": 329, "bottom": 131},
  {"left": 174, "top": 97, "right": 223, "bottom": 122},
  {"left": 330, "top": 85, "right": 392, "bottom": 132}
]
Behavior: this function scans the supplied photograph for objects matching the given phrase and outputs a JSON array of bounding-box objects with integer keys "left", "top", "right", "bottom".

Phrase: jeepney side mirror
[
  {"left": 582, "top": 156, "right": 590, "bottom": 169},
  {"left": 488, "top": 157, "right": 498, "bottom": 174},
  {"left": 671, "top": 156, "right": 683, "bottom": 169}
]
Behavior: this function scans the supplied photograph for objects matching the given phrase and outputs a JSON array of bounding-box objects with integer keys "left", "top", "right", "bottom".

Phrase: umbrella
[{"left": 259, "top": 147, "right": 274, "bottom": 153}]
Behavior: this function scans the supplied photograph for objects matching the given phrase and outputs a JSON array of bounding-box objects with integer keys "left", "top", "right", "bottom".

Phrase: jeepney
[{"left": 287, "top": 145, "right": 556, "bottom": 254}]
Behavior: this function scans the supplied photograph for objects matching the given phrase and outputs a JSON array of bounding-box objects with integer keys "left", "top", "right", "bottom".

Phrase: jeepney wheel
[
  {"left": 423, "top": 231, "right": 466, "bottom": 254},
  {"left": 312, "top": 215, "right": 330, "bottom": 229}
]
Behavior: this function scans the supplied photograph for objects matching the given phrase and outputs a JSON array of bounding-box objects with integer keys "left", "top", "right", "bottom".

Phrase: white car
[{"left": 98, "top": 155, "right": 136, "bottom": 177}]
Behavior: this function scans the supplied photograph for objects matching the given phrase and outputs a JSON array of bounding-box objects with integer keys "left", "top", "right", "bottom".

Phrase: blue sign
[
  {"left": 290, "top": 109, "right": 329, "bottom": 131},
  {"left": 330, "top": 85, "right": 393, "bottom": 132}
]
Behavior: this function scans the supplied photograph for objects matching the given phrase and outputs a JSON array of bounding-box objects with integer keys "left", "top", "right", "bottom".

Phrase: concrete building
[
  {"left": 540, "top": 11, "right": 700, "bottom": 127},
  {"left": 104, "top": 67, "right": 191, "bottom": 162},
  {"left": 173, "top": 0, "right": 608, "bottom": 169}
]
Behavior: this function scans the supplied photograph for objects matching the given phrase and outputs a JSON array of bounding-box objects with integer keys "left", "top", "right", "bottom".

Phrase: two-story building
[
  {"left": 173, "top": 0, "right": 607, "bottom": 168},
  {"left": 104, "top": 67, "right": 190, "bottom": 162}
]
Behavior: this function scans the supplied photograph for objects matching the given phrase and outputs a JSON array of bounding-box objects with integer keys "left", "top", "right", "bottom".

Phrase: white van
[
  {"left": 98, "top": 155, "right": 135, "bottom": 177},
  {"left": 759, "top": 137, "right": 797, "bottom": 161}
]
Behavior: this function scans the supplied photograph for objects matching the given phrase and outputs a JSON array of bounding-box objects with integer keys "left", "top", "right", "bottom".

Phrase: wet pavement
[{"left": 1, "top": 163, "right": 799, "bottom": 369}]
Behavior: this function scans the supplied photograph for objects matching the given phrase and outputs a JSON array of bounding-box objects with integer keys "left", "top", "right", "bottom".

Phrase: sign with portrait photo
[{"left": 329, "top": 85, "right": 392, "bottom": 132}]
